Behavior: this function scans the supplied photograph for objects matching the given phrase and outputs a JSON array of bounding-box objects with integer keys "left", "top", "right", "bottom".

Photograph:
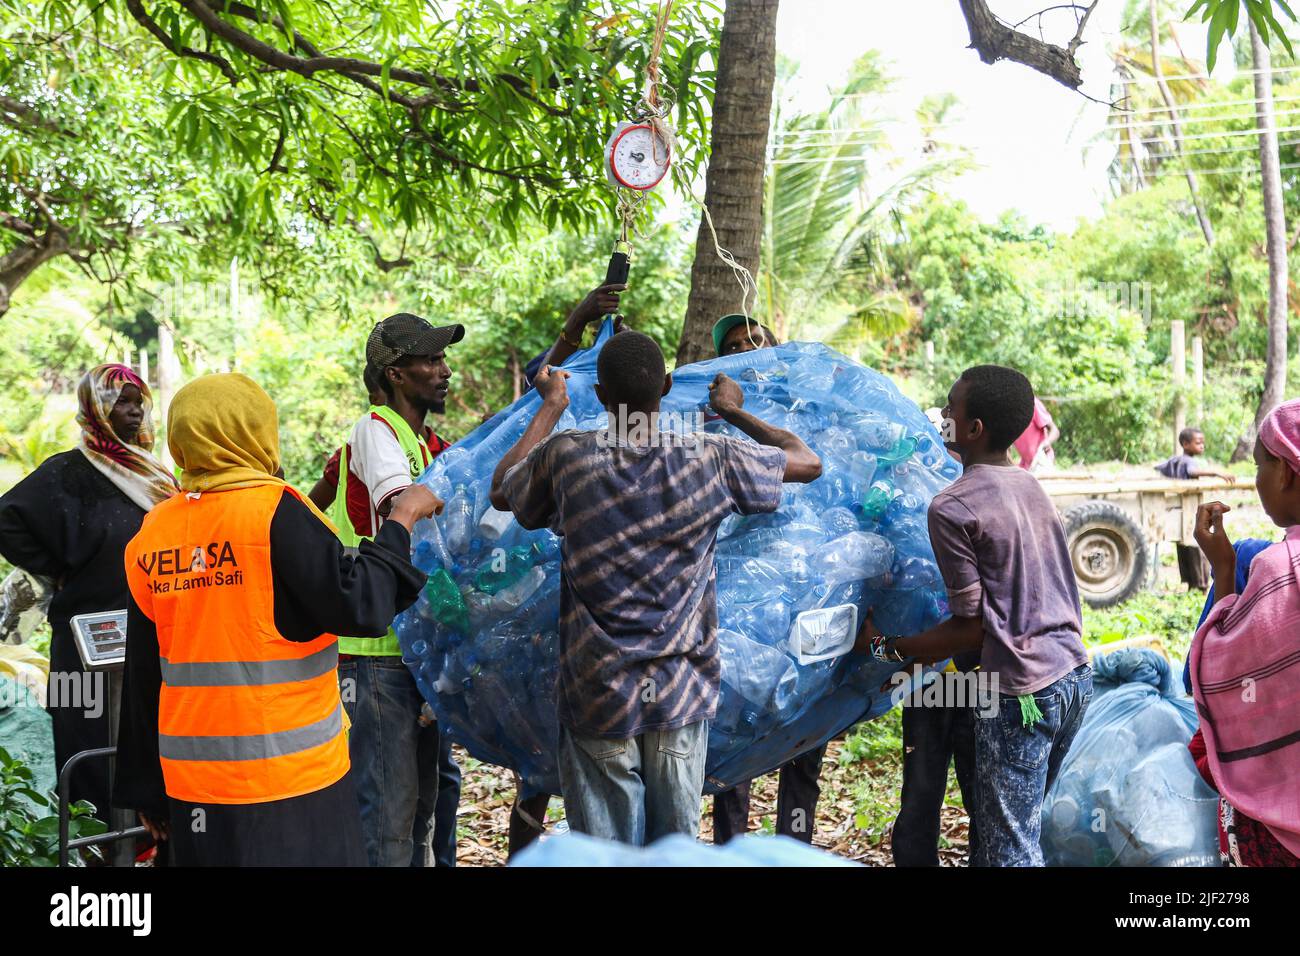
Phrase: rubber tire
[{"left": 1061, "top": 500, "right": 1150, "bottom": 609}]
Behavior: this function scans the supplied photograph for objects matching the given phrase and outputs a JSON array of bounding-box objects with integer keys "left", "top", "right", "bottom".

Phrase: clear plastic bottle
[
  {"left": 819, "top": 505, "right": 860, "bottom": 537},
  {"left": 813, "top": 531, "right": 894, "bottom": 586},
  {"left": 490, "top": 565, "right": 546, "bottom": 613},
  {"left": 478, "top": 506, "right": 515, "bottom": 542},
  {"left": 444, "top": 483, "right": 474, "bottom": 554}
]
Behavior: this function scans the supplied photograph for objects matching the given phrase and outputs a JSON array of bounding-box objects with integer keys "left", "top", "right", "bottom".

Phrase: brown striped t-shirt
[{"left": 500, "top": 428, "right": 786, "bottom": 738}]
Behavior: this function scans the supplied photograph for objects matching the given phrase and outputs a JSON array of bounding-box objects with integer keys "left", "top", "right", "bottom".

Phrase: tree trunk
[
  {"left": 677, "top": 0, "right": 779, "bottom": 367},
  {"left": 1233, "top": 20, "right": 1290, "bottom": 462},
  {"left": 1149, "top": 0, "right": 1215, "bottom": 248},
  {"left": 0, "top": 232, "right": 68, "bottom": 316}
]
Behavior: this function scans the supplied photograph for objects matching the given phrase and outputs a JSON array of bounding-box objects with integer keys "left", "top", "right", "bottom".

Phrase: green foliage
[
  {"left": 1185, "top": 0, "right": 1297, "bottom": 73},
  {"left": 0, "top": 413, "right": 76, "bottom": 475},
  {"left": 889, "top": 195, "right": 1168, "bottom": 462},
  {"left": 0, "top": 262, "right": 111, "bottom": 434},
  {"left": 1082, "top": 587, "right": 1207, "bottom": 659},
  {"left": 839, "top": 705, "right": 903, "bottom": 767},
  {"left": 839, "top": 707, "right": 904, "bottom": 843},
  {"left": 6, "top": 0, "right": 718, "bottom": 241},
  {"left": 0, "top": 745, "right": 106, "bottom": 867},
  {"left": 759, "top": 53, "right": 961, "bottom": 349}
]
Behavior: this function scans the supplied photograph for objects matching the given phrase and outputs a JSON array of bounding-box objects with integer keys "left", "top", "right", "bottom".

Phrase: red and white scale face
[{"left": 609, "top": 124, "right": 671, "bottom": 190}]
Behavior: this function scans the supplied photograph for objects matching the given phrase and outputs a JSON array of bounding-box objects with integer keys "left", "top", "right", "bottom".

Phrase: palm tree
[
  {"left": 758, "top": 54, "right": 961, "bottom": 354},
  {"left": 1104, "top": 0, "right": 1214, "bottom": 204},
  {"left": 1235, "top": 17, "right": 1290, "bottom": 459}
]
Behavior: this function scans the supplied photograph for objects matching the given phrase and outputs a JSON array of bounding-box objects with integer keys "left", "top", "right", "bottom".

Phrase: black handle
[{"left": 604, "top": 250, "right": 630, "bottom": 287}]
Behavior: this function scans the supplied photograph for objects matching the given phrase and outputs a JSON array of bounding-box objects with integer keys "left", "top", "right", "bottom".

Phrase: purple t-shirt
[
  {"left": 926, "top": 464, "right": 1088, "bottom": 695},
  {"left": 1155, "top": 453, "right": 1200, "bottom": 479}
]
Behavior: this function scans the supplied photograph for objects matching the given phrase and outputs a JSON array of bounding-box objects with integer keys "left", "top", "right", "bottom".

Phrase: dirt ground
[{"left": 451, "top": 739, "right": 972, "bottom": 867}]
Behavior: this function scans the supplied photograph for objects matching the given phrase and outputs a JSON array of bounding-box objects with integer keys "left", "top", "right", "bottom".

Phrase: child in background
[
  {"left": 861, "top": 365, "right": 1092, "bottom": 866},
  {"left": 1157, "top": 428, "right": 1236, "bottom": 590},
  {"left": 1156, "top": 427, "right": 1234, "bottom": 481},
  {"left": 1186, "top": 399, "right": 1300, "bottom": 867}
]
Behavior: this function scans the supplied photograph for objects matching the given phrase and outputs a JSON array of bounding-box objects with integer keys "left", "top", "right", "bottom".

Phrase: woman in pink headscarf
[
  {"left": 1189, "top": 398, "right": 1300, "bottom": 866},
  {"left": 0, "top": 364, "right": 176, "bottom": 827}
]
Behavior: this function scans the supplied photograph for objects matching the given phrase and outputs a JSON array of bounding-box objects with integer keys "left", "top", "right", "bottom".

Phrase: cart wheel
[{"left": 1061, "top": 500, "right": 1150, "bottom": 608}]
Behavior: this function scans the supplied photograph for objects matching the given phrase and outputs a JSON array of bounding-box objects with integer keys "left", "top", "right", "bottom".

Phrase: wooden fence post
[
  {"left": 1171, "top": 320, "right": 1186, "bottom": 451},
  {"left": 1192, "top": 334, "right": 1204, "bottom": 425}
]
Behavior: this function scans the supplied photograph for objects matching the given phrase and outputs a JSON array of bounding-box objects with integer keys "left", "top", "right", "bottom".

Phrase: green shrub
[{"left": 0, "top": 746, "right": 106, "bottom": 867}]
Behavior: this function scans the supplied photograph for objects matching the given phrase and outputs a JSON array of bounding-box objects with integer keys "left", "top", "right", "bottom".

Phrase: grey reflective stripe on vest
[
  {"left": 158, "top": 703, "right": 343, "bottom": 762},
  {"left": 159, "top": 644, "right": 338, "bottom": 687}
]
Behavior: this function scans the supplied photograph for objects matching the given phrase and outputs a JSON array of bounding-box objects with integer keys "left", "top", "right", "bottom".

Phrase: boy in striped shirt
[{"left": 490, "top": 331, "right": 821, "bottom": 844}]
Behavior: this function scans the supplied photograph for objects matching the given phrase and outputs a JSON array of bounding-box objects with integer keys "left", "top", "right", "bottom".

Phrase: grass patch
[
  {"left": 838, "top": 707, "right": 904, "bottom": 845},
  {"left": 1081, "top": 587, "right": 1206, "bottom": 659}
]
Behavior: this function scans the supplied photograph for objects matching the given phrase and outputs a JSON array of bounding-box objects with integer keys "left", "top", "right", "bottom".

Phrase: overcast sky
[{"left": 773, "top": 0, "right": 1225, "bottom": 231}]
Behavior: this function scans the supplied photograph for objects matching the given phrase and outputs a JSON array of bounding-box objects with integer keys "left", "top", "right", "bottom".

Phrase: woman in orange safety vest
[{"left": 113, "top": 372, "right": 441, "bottom": 866}]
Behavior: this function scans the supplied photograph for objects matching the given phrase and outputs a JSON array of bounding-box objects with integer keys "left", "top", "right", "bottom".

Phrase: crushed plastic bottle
[
  {"left": 490, "top": 565, "right": 546, "bottom": 613},
  {"left": 424, "top": 568, "right": 469, "bottom": 636},
  {"left": 474, "top": 544, "right": 538, "bottom": 595},
  {"left": 397, "top": 319, "right": 958, "bottom": 796},
  {"left": 813, "top": 531, "right": 894, "bottom": 586}
]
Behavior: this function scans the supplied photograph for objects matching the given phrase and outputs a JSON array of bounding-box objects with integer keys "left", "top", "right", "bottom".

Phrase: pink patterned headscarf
[
  {"left": 76, "top": 364, "right": 177, "bottom": 511},
  {"left": 1258, "top": 398, "right": 1300, "bottom": 474},
  {"left": 1191, "top": 402, "right": 1300, "bottom": 857}
]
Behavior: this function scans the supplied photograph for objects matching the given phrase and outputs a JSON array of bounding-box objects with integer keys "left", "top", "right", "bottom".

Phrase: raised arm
[
  {"left": 539, "top": 283, "right": 627, "bottom": 371},
  {"left": 707, "top": 373, "right": 822, "bottom": 483},
  {"left": 490, "top": 365, "right": 569, "bottom": 511},
  {"left": 1194, "top": 501, "right": 1237, "bottom": 602}
]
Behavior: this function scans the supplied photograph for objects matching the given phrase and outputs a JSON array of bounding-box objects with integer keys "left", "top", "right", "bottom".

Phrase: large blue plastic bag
[
  {"left": 510, "top": 831, "right": 859, "bottom": 867},
  {"left": 1040, "top": 647, "right": 1219, "bottom": 866},
  {"left": 396, "top": 319, "right": 959, "bottom": 796}
]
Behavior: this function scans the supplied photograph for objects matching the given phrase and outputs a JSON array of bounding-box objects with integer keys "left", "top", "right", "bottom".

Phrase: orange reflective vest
[{"left": 124, "top": 483, "right": 349, "bottom": 804}]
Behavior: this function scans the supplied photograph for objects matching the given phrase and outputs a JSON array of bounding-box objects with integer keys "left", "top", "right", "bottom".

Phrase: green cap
[{"left": 711, "top": 313, "right": 765, "bottom": 355}]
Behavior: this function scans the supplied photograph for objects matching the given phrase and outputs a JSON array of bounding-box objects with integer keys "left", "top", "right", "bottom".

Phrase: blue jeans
[
  {"left": 972, "top": 663, "right": 1092, "bottom": 867},
  {"left": 339, "top": 656, "right": 442, "bottom": 868},
  {"left": 423, "top": 732, "right": 460, "bottom": 868},
  {"left": 557, "top": 720, "right": 709, "bottom": 846}
]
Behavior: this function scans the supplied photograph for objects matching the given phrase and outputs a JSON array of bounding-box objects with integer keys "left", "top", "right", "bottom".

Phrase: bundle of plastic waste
[
  {"left": 510, "top": 830, "right": 860, "bottom": 867},
  {"left": 1040, "top": 646, "right": 1219, "bottom": 866},
  {"left": 396, "top": 319, "right": 959, "bottom": 795}
]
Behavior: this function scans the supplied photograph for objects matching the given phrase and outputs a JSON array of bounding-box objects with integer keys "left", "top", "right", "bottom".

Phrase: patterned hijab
[{"left": 76, "top": 363, "right": 178, "bottom": 511}]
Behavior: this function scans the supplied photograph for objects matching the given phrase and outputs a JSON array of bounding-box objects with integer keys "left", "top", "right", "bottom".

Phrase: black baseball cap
[{"left": 366, "top": 313, "right": 465, "bottom": 368}]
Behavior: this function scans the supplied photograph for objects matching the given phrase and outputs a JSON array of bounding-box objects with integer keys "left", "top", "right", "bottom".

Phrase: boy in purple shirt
[{"left": 861, "top": 365, "right": 1092, "bottom": 866}]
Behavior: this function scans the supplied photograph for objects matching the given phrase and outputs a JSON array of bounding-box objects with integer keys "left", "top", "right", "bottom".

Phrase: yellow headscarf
[{"left": 167, "top": 372, "right": 336, "bottom": 530}]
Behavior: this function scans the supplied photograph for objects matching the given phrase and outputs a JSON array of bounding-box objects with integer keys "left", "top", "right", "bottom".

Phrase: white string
[
  {"left": 635, "top": 0, "right": 758, "bottom": 321},
  {"left": 672, "top": 164, "right": 760, "bottom": 319}
]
